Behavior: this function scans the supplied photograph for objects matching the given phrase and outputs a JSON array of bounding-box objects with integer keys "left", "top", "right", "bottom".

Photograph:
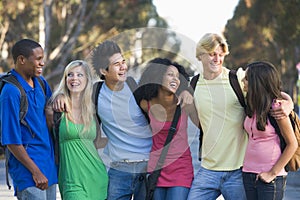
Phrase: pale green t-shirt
[{"left": 194, "top": 67, "right": 248, "bottom": 170}]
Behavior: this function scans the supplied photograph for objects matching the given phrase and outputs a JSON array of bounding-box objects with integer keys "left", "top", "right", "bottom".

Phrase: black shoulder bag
[{"left": 145, "top": 105, "right": 181, "bottom": 200}]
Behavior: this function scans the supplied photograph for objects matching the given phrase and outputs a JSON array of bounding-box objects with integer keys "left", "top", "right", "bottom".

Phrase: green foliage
[
  {"left": 224, "top": 0, "right": 300, "bottom": 97},
  {"left": 0, "top": 0, "right": 174, "bottom": 88}
]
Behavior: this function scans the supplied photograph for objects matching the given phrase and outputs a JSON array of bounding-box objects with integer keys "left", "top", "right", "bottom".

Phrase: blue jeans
[
  {"left": 187, "top": 166, "right": 246, "bottom": 200},
  {"left": 16, "top": 184, "right": 57, "bottom": 200},
  {"left": 154, "top": 186, "right": 190, "bottom": 200},
  {"left": 242, "top": 172, "right": 286, "bottom": 200},
  {"left": 107, "top": 160, "right": 147, "bottom": 200}
]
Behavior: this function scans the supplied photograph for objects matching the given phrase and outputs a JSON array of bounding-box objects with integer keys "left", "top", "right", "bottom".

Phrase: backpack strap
[
  {"left": 0, "top": 74, "right": 29, "bottom": 189},
  {"left": 229, "top": 70, "right": 246, "bottom": 110},
  {"left": 36, "top": 76, "right": 46, "bottom": 96},
  {"left": 189, "top": 74, "right": 204, "bottom": 160},
  {"left": 1, "top": 74, "right": 47, "bottom": 136},
  {"left": 190, "top": 74, "right": 200, "bottom": 92},
  {"left": 268, "top": 114, "right": 287, "bottom": 152},
  {"left": 53, "top": 112, "right": 62, "bottom": 165},
  {"left": 127, "top": 76, "right": 150, "bottom": 123},
  {"left": 1, "top": 74, "right": 35, "bottom": 138},
  {"left": 92, "top": 81, "right": 104, "bottom": 125},
  {"left": 126, "top": 76, "right": 138, "bottom": 92}
]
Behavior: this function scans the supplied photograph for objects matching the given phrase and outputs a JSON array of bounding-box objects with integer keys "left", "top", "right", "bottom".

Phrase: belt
[{"left": 115, "top": 159, "right": 148, "bottom": 163}]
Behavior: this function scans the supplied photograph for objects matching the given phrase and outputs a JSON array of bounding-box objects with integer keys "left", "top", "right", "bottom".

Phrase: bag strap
[
  {"left": 127, "top": 76, "right": 150, "bottom": 123},
  {"left": 229, "top": 70, "right": 246, "bottom": 110},
  {"left": 53, "top": 111, "right": 62, "bottom": 165},
  {"left": 92, "top": 81, "right": 104, "bottom": 125},
  {"left": 189, "top": 74, "right": 204, "bottom": 159},
  {"left": 149, "top": 105, "right": 181, "bottom": 184},
  {"left": 126, "top": 76, "right": 138, "bottom": 92},
  {"left": 190, "top": 74, "right": 199, "bottom": 91}
]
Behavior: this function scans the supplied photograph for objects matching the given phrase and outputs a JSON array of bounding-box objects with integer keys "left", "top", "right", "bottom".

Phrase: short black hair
[
  {"left": 91, "top": 40, "right": 122, "bottom": 79},
  {"left": 12, "top": 39, "right": 41, "bottom": 64}
]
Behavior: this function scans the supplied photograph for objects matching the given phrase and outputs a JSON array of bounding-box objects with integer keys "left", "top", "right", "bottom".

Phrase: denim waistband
[{"left": 111, "top": 159, "right": 148, "bottom": 164}]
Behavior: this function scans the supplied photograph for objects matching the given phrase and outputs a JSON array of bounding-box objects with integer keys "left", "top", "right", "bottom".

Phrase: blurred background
[
  {"left": 0, "top": 0, "right": 300, "bottom": 199},
  {"left": 0, "top": 0, "right": 299, "bottom": 105}
]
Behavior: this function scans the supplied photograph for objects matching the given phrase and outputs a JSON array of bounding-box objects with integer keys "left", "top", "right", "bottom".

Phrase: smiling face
[
  {"left": 100, "top": 53, "right": 128, "bottom": 83},
  {"left": 66, "top": 66, "right": 87, "bottom": 94},
  {"left": 18, "top": 47, "right": 45, "bottom": 80},
  {"left": 161, "top": 65, "right": 180, "bottom": 94},
  {"left": 200, "top": 45, "right": 226, "bottom": 77}
]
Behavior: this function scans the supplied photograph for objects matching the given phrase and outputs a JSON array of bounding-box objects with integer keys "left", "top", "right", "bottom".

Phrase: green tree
[
  {"left": 224, "top": 0, "right": 300, "bottom": 97},
  {"left": 0, "top": 0, "right": 178, "bottom": 87}
]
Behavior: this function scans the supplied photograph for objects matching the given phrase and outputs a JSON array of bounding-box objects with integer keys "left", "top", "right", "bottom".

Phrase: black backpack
[
  {"left": 0, "top": 72, "right": 46, "bottom": 189},
  {"left": 269, "top": 110, "right": 300, "bottom": 172},
  {"left": 190, "top": 70, "right": 246, "bottom": 160}
]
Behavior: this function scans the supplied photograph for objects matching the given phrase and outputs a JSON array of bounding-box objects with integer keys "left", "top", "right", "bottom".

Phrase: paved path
[{"left": 1, "top": 122, "right": 300, "bottom": 199}]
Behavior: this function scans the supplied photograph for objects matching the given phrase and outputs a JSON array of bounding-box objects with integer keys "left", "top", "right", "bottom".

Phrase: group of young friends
[{"left": 0, "top": 32, "right": 297, "bottom": 200}]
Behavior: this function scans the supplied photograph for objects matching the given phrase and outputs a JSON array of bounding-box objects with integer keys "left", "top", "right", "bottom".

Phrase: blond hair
[
  {"left": 51, "top": 60, "right": 95, "bottom": 133},
  {"left": 196, "top": 33, "right": 229, "bottom": 60}
]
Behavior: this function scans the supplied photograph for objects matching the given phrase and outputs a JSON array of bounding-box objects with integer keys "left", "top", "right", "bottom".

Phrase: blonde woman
[{"left": 51, "top": 60, "right": 108, "bottom": 200}]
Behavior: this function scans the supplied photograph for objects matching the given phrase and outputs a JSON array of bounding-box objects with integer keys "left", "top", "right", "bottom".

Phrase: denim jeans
[
  {"left": 107, "top": 160, "right": 147, "bottom": 200},
  {"left": 154, "top": 186, "right": 190, "bottom": 200},
  {"left": 242, "top": 172, "right": 286, "bottom": 200},
  {"left": 16, "top": 184, "right": 57, "bottom": 200},
  {"left": 187, "top": 166, "right": 246, "bottom": 200}
]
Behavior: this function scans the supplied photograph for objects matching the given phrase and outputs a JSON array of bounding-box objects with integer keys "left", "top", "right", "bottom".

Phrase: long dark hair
[
  {"left": 245, "top": 61, "right": 282, "bottom": 131},
  {"left": 137, "top": 58, "right": 189, "bottom": 101}
]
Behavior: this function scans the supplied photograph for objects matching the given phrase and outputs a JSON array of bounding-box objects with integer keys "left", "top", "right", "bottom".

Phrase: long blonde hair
[{"left": 51, "top": 60, "right": 95, "bottom": 133}]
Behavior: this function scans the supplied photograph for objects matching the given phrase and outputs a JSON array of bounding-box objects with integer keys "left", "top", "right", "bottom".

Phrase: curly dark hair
[{"left": 137, "top": 58, "right": 189, "bottom": 101}]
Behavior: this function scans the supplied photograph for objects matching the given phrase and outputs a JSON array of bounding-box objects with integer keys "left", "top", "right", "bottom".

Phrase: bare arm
[
  {"left": 94, "top": 126, "right": 108, "bottom": 149},
  {"left": 258, "top": 117, "right": 297, "bottom": 183},
  {"left": 7, "top": 144, "right": 49, "bottom": 190},
  {"left": 52, "top": 94, "right": 69, "bottom": 112},
  {"left": 184, "top": 102, "right": 200, "bottom": 127},
  {"left": 270, "top": 92, "right": 294, "bottom": 120},
  {"left": 140, "top": 99, "right": 148, "bottom": 114},
  {"left": 177, "top": 90, "right": 194, "bottom": 107},
  {"left": 45, "top": 104, "right": 54, "bottom": 131}
]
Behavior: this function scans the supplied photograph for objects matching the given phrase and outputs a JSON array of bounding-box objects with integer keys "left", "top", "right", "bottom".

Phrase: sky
[
  {"left": 153, "top": 0, "right": 240, "bottom": 42},
  {"left": 152, "top": 0, "right": 240, "bottom": 71}
]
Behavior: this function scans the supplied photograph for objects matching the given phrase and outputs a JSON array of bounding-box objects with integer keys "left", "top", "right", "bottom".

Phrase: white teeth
[
  {"left": 71, "top": 82, "right": 80, "bottom": 86},
  {"left": 170, "top": 82, "right": 177, "bottom": 88}
]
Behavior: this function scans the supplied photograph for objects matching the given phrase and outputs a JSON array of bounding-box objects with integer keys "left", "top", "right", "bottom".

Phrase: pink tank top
[{"left": 147, "top": 102, "right": 193, "bottom": 187}]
